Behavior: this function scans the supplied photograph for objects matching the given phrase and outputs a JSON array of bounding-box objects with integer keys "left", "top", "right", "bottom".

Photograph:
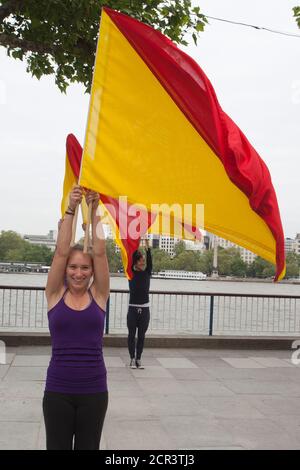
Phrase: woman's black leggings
[
  {"left": 127, "top": 306, "right": 150, "bottom": 359},
  {"left": 43, "top": 390, "right": 108, "bottom": 450}
]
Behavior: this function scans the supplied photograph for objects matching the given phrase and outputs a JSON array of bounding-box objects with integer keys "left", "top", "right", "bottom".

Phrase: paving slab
[
  {"left": 0, "top": 381, "right": 45, "bottom": 399},
  {"left": 107, "top": 395, "right": 155, "bottom": 421},
  {"left": 146, "top": 393, "right": 208, "bottom": 418},
  {"left": 222, "top": 379, "right": 300, "bottom": 396},
  {"left": 105, "top": 356, "right": 126, "bottom": 367},
  {"left": 0, "top": 398, "right": 42, "bottom": 422},
  {"left": 243, "top": 394, "right": 300, "bottom": 416},
  {"left": 136, "top": 377, "right": 187, "bottom": 396},
  {"left": 0, "top": 422, "right": 40, "bottom": 450},
  {"left": 201, "top": 365, "right": 297, "bottom": 381},
  {"left": 249, "top": 357, "right": 294, "bottom": 368},
  {"left": 221, "top": 358, "right": 266, "bottom": 369},
  {"left": 178, "top": 379, "right": 235, "bottom": 397},
  {"left": 168, "top": 367, "right": 214, "bottom": 381},
  {"left": 160, "top": 415, "right": 237, "bottom": 449},
  {"left": 1, "top": 345, "right": 300, "bottom": 450},
  {"left": 193, "top": 396, "right": 265, "bottom": 419},
  {"left": 219, "top": 417, "right": 300, "bottom": 450},
  {"left": 130, "top": 366, "right": 173, "bottom": 379},
  {"left": 12, "top": 355, "right": 50, "bottom": 367},
  {"left": 107, "top": 378, "right": 144, "bottom": 397},
  {"left": 0, "top": 365, "right": 10, "bottom": 380},
  {"left": 104, "top": 419, "right": 175, "bottom": 450},
  {"left": 4, "top": 366, "right": 46, "bottom": 381},
  {"left": 156, "top": 357, "right": 198, "bottom": 368}
]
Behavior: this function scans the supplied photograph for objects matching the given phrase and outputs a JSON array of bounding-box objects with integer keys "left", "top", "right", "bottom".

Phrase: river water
[
  {"left": 0, "top": 272, "right": 299, "bottom": 295},
  {"left": 0, "top": 273, "right": 299, "bottom": 336}
]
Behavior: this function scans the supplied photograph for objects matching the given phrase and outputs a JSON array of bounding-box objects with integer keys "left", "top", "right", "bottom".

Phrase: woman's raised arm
[
  {"left": 86, "top": 191, "right": 110, "bottom": 310},
  {"left": 45, "top": 186, "right": 82, "bottom": 304}
]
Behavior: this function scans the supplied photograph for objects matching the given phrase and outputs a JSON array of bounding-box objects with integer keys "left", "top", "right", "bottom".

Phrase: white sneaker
[
  {"left": 136, "top": 359, "right": 144, "bottom": 369},
  {"left": 129, "top": 359, "right": 136, "bottom": 369}
]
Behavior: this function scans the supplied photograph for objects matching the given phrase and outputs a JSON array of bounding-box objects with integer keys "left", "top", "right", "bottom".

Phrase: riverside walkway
[{"left": 0, "top": 345, "right": 300, "bottom": 450}]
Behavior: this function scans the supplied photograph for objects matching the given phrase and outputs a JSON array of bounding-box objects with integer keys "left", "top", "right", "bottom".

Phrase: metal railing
[{"left": 0, "top": 286, "right": 300, "bottom": 336}]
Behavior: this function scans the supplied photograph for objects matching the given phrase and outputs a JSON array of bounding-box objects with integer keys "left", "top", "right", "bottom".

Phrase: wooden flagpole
[
  {"left": 83, "top": 202, "right": 92, "bottom": 253},
  {"left": 70, "top": 205, "right": 79, "bottom": 247}
]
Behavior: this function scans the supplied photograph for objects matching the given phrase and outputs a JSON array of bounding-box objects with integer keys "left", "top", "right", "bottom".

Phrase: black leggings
[
  {"left": 127, "top": 306, "right": 150, "bottom": 360},
  {"left": 43, "top": 390, "right": 108, "bottom": 450}
]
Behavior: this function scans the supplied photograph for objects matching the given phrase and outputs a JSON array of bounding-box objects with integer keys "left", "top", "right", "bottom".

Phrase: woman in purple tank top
[{"left": 43, "top": 186, "right": 109, "bottom": 450}]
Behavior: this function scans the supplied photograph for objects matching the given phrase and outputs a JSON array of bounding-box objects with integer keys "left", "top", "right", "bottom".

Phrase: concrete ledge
[
  {"left": 0, "top": 332, "right": 298, "bottom": 349},
  {"left": 104, "top": 334, "right": 298, "bottom": 350},
  {"left": 0, "top": 332, "right": 51, "bottom": 346}
]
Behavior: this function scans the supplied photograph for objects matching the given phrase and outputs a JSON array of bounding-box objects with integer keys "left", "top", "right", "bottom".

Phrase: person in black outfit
[{"left": 127, "top": 239, "right": 152, "bottom": 369}]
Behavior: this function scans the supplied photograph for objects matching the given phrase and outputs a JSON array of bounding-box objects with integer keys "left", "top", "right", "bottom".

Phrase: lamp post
[{"left": 211, "top": 235, "right": 219, "bottom": 278}]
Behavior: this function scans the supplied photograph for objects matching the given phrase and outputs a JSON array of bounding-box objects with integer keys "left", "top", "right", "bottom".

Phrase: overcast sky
[{"left": 0, "top": 0, "right": 299, "bottom": 238}]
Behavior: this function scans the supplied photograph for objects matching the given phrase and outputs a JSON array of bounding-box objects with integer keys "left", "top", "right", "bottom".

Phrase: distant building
[
  {"left": 294, "top": 234, "right": 300, "bottom": 255},
  {"left": 141, "top": 234, "right": 160, "bottom": 249},
  {"left": 23, "top": 230, "right": 57, "bottom": 252},
  {"left": 284, "top": 234, "right": 300, "bottom": 255},
  {"left": 205, "top": 232, "right": 257, "bottom": 264},
  {"left": 285, "top": 237, "right": 296, "bottom": 253},
  {"left": 184, "top": 240, "right": 205, "bottom": 252},
  {"left": 159, "top": 236, "right": 180, "bottom": 257},
  {"left": 145, "top": 235, "right": 203, "bottom": 257},
  {"left": 203, "top": 235, "right": 211, "bottom": 251},
  {"left": 239, "top": 247, "right": 257, "bottom": 264}
]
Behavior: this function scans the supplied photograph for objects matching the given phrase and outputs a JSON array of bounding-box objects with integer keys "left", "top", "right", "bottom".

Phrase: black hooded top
[{"left": 128, "top": 249, "right": 152, "bottom": 305}]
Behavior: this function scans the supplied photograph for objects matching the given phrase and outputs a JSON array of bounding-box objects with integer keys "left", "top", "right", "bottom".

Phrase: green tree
[
  {"left": 247, "top": 257, "right": 275, "bottom": 278},
  {"left": 151, "top": 248, "right": 172, "bottom": 272},
  {"left": 173, "top": 240, "right": 186, "bottom": 257},
  {"left": 2, "top": 234, "right": 54, "bottom": 264},
  {"left": 231, "top": 257, "right": 247, "bottom": 277},
  {"left": 0, "top": 230, "right": 25, "bottom": 259},
  {"left": 217, "top": 247, "right": 232, "bottom": 276},
  {"left": 217, "top": 247, "right": 244, "bottom": 276},
  {"left": 105, "top": 238, "right": 122, "bottom": 273},
  {"left": 172, "top": 250, "right": 200, "bottom": 271},
  {"left": 198, "top": 249, "right": 213, "bottom": 275},
  {"left": 0, "top": 0, "right": 207, "bottom": 92},
  {"left": 285, "top": 262, "right": 298, "bottom": 278},
  {"left": 293, "top": 6, "right": 300, "bottom": 27},
  {"left": 22, "top": 243, "right": 53, "bottom": 264},
  {"left": 285, "top": 251, "right": 300, "bottom": 278}
]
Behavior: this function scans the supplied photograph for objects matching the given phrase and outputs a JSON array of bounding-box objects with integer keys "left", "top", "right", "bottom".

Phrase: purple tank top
[{"left": 45, "top": 289, "right": 107, "bottom": 394}]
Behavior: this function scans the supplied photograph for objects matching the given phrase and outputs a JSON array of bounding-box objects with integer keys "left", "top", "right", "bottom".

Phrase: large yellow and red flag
[
  {"left": 62, "top": 134, "right": 149, "bottom": 278},
  {"left": 79, "top": 7, "right": 285, "bottom": 280},
  {"left": 63, "top": 134, "right": 202, "bottom": 278}
]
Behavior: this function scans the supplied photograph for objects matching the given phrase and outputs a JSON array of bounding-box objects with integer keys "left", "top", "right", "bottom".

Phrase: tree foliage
[
  {"left": 105, "top": 238, "right": 122, "bottom": 273},
  {"left": 0, "top": 230, "right": 125, "bottom": 272},
  {"left": 218, "top": 247, "right": 247, "bottom": 277},
  {"left": 0, "top": 0, "right": 207, "bottom": 92},
  {"left": 1, "top": 229, "right": 300, "bottom": 278},
  {"left": 149, "top": 243, "right": 300, "bottom": 279},
  {"left": 0, "top": 230, "right": 53, "bottom": 264},
  {"left": 293, "top": 6, "right": 300, "bottom": 28},
  {"left": 152, "top": 248, "right": 172, "bottom": 272}
]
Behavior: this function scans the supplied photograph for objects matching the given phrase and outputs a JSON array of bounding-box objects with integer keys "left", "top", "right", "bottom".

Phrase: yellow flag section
[
  {"left": 61, "top": 138, "right": 88, "bottom": 225},
  {"left": 79, "top": 8, "right": 285, "bottom": 280},
  {"left": 61, "top": 153, "right": 77, "bottom": 217}
]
